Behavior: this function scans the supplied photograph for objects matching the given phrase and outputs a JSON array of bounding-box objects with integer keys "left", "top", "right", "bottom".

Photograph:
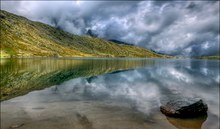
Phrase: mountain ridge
[
  {"left": 108, "top": 39, "right": 134, "bottom": 46},
  {"left": 0, "top": 10, "right": 170, "bottom": 58}
]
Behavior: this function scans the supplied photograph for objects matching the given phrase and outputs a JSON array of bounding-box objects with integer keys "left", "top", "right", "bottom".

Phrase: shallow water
[{"left": 1, "top": 58, "right": 219, "bottom": 129}]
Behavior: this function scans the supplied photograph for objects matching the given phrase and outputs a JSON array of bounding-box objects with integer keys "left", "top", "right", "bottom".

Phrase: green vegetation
[
  {"left": 193, "top": 56, "right": 220, "bottom": 60},
  {"left": 0, "top": 10, "right": 170, "bottom": 58}
]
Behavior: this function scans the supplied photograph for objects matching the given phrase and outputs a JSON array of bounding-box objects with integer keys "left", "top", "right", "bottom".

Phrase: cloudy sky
[{"left": 1, "top": 0, "right": 219, "bottom": 56}]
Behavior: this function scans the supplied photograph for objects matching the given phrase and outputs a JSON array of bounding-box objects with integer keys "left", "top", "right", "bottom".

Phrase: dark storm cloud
[{"left": 1, "top": 1, "right": 219, "bottom": 56}]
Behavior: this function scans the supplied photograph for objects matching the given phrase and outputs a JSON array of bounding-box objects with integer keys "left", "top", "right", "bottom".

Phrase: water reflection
[
  {"left": 1, "top": 58, "right": 219, "bottom": 129},
  {"left": 166, "top": 115, "right": 207, "bottom": 129},
  {"left": 0, "top": 58, "right": 154, "bottom": 100}
]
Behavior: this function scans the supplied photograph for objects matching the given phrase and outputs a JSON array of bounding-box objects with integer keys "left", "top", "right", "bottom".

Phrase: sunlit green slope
[{"left": 0, "top": 10, "right": 169, "bottom": 58}]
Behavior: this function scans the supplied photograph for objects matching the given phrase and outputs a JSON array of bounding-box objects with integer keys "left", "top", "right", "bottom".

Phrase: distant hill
[
  {"left": 0, "top": 10, "right": 170, "bottom": 58},
  {"left": 86, "top": 29, "right": 98, "bottom": 38},
  {"left": 108, "top": 39, "right": 134, "bottom": 46},
  {"left": 193, "top": 56, "right": 220, "bottom": 60},
  {"left": 86, "top": 29, "right": 134, "bottom": 46}
]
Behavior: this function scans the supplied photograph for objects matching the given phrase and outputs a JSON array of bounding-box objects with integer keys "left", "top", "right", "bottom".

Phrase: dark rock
[
  {"left": 86, "top": 29, "right": 98, "bottom": 37},
  {"left": 160, "top": 98, "right": 208, "bottom": 118},
  {"left": 109, "top": 39, "right": 134, "bottom": 46}
]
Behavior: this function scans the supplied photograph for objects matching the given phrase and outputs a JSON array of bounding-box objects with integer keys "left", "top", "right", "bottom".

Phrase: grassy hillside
[{"left": 0, "top": 10, "right": 169, "bottom": 58}]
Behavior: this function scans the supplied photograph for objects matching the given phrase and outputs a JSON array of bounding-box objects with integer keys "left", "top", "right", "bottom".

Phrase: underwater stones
[
  {"left": 160, "top": 98, "right": 208, "bottom": 118},
  {"left": 10, "top": 123, "right": 25, "bottom": 128}
]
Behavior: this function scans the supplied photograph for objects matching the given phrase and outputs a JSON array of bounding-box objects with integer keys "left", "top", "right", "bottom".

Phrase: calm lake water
[{"left": 0, "top": 58, "right": 219, "bottom": 129}]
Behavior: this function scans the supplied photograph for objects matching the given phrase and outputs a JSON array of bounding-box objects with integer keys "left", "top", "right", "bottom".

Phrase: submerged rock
[
  {"left": 160, "top": 98, "right": 208, "bottom": 118},
  {"left": 10, "top": 123, "right": 24, "bottom": 128}
]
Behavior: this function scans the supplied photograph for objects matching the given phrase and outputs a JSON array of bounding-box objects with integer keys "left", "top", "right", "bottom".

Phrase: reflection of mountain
[
  {"left": 57, "top": 59, "right": 218, "bottom": 125},
  {"left": 193, "top": 56, "right": 220, "bottom": 60},
  {"left": 0, "top": 58, "right": 154, "bottom": 101}
]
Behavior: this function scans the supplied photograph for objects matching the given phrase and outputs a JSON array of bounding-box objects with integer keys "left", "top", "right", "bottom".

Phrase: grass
[{"left": 0, "top": 10, "right": 170, "bottom": 58}]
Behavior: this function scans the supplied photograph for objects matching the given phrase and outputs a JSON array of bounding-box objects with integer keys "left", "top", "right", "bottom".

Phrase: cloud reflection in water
[
  {"left": 52, "top": 59, "right": 219, "bottom": 120},
  {"left": 2, "top": 59, "right": 219, "bottom": 129}
]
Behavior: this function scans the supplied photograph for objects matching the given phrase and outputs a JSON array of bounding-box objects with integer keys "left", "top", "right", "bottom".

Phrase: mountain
[
  {"left": 86, "top": 29, "right": 98, "bottom": 38},
  {"left": 108, "top": 39, "right": 134, "bottom": 46},
  {"left": 193, "top": 56, "right": 220, "bottom": 60},
  {"left": 0, "top": 10, "right": 169, "bottom": 58},
  {"left": 86, "top": 29, "right": 134, "bottom": 46}
]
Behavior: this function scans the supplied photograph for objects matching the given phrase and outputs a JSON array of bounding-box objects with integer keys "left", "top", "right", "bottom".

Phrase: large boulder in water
[{"left": 160, "top": 98, "right": 208, "bottom": 118}]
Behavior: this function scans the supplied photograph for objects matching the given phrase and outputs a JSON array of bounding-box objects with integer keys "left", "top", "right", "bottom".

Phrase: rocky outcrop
[{"left": 160, "top": 98, "right": 208, "bottom": 118}]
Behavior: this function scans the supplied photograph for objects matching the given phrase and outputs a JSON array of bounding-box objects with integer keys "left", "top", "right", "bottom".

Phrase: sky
[{"left": 1, "top": 0, "right": 219, "bottom": 56}]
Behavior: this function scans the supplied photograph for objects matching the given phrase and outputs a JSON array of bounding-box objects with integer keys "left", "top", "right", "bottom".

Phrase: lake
[{"left": 0, "top": 58, "right": 219, "bottom": 129}]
